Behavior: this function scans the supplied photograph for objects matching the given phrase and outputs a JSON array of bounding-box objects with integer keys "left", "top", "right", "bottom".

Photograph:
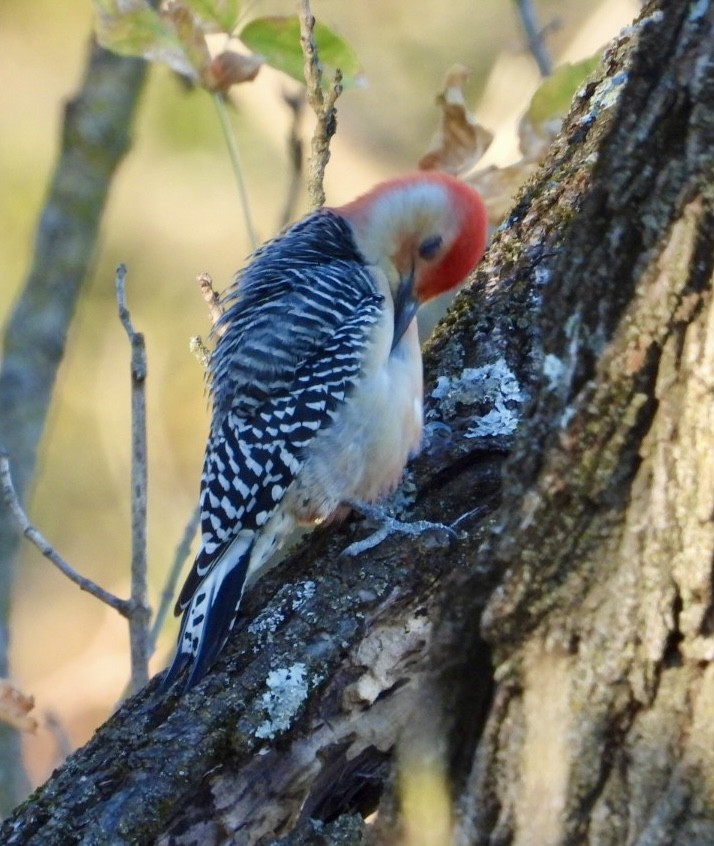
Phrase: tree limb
[
  {"left": 0, "top": 37, "right": 148, "bottom": 812},
  {"left": 115, "top": 264, "right": 152, "bottom": 693},
  {"left": 298, "top": 0, "right": 343, "bottom": 209},
  {"left": 512, "top": 0, "right": 555, "bottom": 76},
  {"left": 0, "top": 453, "right": 132, "bottom": 617}
]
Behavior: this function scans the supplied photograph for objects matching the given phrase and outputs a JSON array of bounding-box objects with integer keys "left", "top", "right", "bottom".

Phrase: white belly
[{"left": 287, "top": 316, "right": 423, "bottom": 522}]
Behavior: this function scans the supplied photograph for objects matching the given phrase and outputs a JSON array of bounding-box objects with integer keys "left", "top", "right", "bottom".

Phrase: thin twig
[
  {"left": 197, "top": 271, "right": 225, "bottom": 332},
  {"left": 149, "top": 503, "right": 201, "bottom": 657},
  {"left": 513, "top": 0, "right": 553, "bottom": 77},
  {"left": 191, "top": 272, "right": 225, "bottom": 371},
  {"left": 297, "top": 0, "right": 343, "bottom": 209},
  {"left": 280, "top": 90, "right": 305, "bottom": 228},
  {"left": 115, "top": 264, "right": 151, "bottom": 694},
  {"left": 213, "top": 93, "right": 258, "bottom": 249},
  {"left": 0, "top": 452, "right": 131, "bottom": 617},
  {"left": 190, "top": 336, "right": 212, "bottom": 372}
]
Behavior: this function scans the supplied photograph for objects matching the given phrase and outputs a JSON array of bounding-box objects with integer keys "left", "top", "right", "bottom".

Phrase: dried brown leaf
[
  {"left": 419, "top": 64, "right": 493, "bottom": 175},
  {"left": 518, "top": 113, "right": 563, "bottom": 163},
  {"left": 0, "top": 678, "right": 38, "bottom": 734},
  {"left": 162, "top": 1, "right": 211, "bottom": 77},
  {"left": 203, "top": 50, "right": 264, "bottom": 93}
]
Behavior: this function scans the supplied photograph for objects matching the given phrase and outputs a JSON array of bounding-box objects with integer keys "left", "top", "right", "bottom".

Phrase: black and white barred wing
[{"left": 164, "top": 276, "right": 383, "bottom": 689}]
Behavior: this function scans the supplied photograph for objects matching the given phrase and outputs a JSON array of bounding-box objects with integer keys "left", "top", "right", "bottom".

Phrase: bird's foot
[{"left": 340, "top": 501, "right": 481, "bottom": 557}]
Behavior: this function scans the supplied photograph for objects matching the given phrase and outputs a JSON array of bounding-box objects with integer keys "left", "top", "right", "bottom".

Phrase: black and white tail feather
[{"left": 162, "top": 210, "right": 383, "bottom": 691}]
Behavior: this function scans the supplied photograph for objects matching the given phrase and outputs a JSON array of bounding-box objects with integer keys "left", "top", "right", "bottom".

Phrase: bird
[{"left": 162, "top": 171, "right": 488, "bottom": 691}]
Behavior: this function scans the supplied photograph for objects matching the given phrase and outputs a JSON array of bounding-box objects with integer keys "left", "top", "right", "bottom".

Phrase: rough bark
[
  {"left": 421, "top": 2, "right": 714, "bottom": 845},
  {"left": 2, "top": 0, "right": 713, "bottom": 843}
]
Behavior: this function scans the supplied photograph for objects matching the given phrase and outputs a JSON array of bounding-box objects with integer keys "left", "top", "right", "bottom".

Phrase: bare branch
[
  {"left": 513, "top": 0, "right": 554, "bottom": 77},
  {"left": 0, "top": 452, "right": 131, "bottom": 617},
  {"left": 297, "top": 0, "right": 343, "bottom": 209},
  {"left": 0, "top": 34, "right": 149, "bottom": 813},
  {"left": 190, "top": 272, "right": 224, "bottom": 371},
  {"left": 197, "top": 271, "right": 225, "bottom": 332},
  {"left": 279, "top": 90, "right": 305, "bottom": 228},
  {"left": 298, "top": 0, "right": 322, "bottom": 114},
  {"left": 189, "top": 336, "right": 212, "bottom": 371},
  {"left": 115, "top": 264, "right": 151, "bottom": 694},
  {"left": 149, "top": 503, "right": 201, "bottom": 657}
]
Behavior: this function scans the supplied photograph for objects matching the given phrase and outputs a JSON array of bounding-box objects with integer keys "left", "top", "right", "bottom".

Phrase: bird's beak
[{"left": 392, "top": 268, "right": 419, "bottom": 350}]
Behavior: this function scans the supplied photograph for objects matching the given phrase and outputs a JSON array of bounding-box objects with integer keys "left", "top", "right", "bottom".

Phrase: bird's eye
[{"left": 418, "top": 235, "right": 443, "bottom": 261}]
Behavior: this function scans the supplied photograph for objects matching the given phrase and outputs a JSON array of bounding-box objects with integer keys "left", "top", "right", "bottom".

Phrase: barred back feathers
[{"left": 162, "top": 174, "right": 487, "bottom": 691}]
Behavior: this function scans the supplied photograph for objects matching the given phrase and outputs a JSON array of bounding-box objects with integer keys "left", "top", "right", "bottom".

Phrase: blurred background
[{"left": 0, "top": 0, "right": 638, "bottom": 790}]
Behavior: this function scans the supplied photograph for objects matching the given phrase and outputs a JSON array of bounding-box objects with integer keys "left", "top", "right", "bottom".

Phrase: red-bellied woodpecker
[{"left": 163, "top": 172, "right": 488, "bottom": 690}]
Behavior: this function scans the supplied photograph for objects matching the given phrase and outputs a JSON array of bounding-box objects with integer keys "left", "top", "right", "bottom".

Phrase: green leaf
[
  {"left": 94, "top": 0, "right": 185, "bottom": 71},
  {"left": 526, "top": 54, "right": 602, "bottom": 127},
  {"left": 182, "top": 0, "right": 240, "bottom": 33},
  {"left": 93, "top": 0, "right": 209, "bottom": 81},
  {"left": 239, "top": 16, "right": 360, "bottom": 86}
]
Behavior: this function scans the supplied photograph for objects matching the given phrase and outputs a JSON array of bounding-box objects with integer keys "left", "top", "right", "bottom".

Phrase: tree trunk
[
  {"left": 0, "top": 39, "right": 148, "bottom": 816},
  {"left": 3, "top": 0, "right": 713, "bottom": 843},
  {"left": 419, "top": 2, "right": 714, "bottom": 844}
]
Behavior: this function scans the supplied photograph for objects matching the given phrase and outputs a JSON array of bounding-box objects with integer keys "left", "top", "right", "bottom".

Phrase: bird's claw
[{"left": 340, "top": 501, "right": 460, "bottom": 557}]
